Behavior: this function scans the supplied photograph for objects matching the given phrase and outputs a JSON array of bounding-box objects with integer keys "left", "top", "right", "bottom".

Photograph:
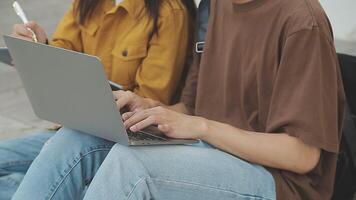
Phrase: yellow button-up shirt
[{"left": 50, "top": 0, "right": 192, "bottom": 105}]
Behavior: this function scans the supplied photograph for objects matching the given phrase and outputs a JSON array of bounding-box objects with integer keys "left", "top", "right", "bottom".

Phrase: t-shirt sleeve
[{"left": 266, "top": 28, "right": 345, "bottom": 153}]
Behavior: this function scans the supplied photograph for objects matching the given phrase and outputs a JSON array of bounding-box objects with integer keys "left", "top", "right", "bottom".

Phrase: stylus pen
[
  {"left": 13, "top": 1, "right": 38, "bottom": 42},
  {"left": 109, "top": 81, "right": 124, "bottom": 91}
]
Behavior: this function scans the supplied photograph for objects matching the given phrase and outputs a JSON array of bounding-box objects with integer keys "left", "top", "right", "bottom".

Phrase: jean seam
[
  {"left": 46, "top": 147, "right": 112, "bottom": 200},
  {"left": 126, "top": 176, "right": 149, "bottom": 200},
  {"left": 151, "top": 178, "right": 274, "bottom": 200}
]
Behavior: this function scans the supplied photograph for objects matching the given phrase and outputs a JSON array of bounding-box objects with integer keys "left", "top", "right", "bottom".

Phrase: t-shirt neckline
[{"left": 232, "top": 0, "right": 268, "bottom": 12}]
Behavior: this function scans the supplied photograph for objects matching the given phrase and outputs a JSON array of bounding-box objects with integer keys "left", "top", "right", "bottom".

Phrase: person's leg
[
  {"left": 84, "top": 142, "right": 276, "bottom": 200},
  {"left": 0, "top": 131, "right": 55, "bottom": 200},
  {"left": 0, "top": 173, "right": 24, "bottom": 200},
  {"left": 11, "top": 128, "right": 115, "bottom": 200}
]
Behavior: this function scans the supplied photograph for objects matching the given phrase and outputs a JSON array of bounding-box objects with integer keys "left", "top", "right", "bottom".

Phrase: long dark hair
[{"left": 77, "top": 0, "right": 196, "bottom": 36}]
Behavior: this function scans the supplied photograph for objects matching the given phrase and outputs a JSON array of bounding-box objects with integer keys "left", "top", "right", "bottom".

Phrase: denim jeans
[
  {"left": 83, "top": 142, "right": 276, "bottom": 200},
  {"left": 11, "top": 127, "right": 276, "bottom": 200},
  {"left": 0, "top": 131, "right": 55, "bottom": 200},
  {"left": 11, "top": 128, "right": 114, "bottom": 200}
]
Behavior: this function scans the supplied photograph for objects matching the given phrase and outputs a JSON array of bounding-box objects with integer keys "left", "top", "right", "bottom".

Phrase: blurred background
[{"left": 0, "top": 0, "right": 72, "bottom": 46}]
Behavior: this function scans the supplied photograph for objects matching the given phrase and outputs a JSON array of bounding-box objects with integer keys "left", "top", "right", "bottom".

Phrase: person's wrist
[
  {"left": 145, "top": 98, "right": 163, "bottom": 109},
  {"left": 192, "top": 116, "right": 209, "bottom": 140}
]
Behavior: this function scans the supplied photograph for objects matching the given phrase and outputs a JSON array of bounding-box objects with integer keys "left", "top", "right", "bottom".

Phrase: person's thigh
[
  {"left": 84, "top": 143, "right": 276, "bottom": 200},
  {"left": 12, "top": 128, "right": 115, "bottom": 200},
  {"left": 0, "top": 131, "right": 55, "bottom": 200},
  {"left": 0, "top": 131, "right": 55, "bottom": 175},
  {"left": 0, "top": 173, "right": 24, "bottom": 200}
]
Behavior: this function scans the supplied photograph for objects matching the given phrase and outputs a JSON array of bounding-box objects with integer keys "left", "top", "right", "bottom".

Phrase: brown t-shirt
[{"left": 181, "top": 0, "right": 345, "bottom": 199}]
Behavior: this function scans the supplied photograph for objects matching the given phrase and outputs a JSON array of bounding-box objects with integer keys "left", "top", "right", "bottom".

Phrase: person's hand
[
  {"left": 113, "top": 90, "right": 161, "bottom": 112},
  {"left": 122, "top": 106, "right": 207, "bottom": 140},
  {"left": 12, "top": 21, "right": 48, "bottom": 43}
]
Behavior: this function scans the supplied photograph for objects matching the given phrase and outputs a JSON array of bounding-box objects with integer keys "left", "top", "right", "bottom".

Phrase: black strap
[
  {"left": 343, "top": 105, "right": 356, "bottom": 167},
  {"left": 196, "top": 0, "right": 210, "bottom": 54}
]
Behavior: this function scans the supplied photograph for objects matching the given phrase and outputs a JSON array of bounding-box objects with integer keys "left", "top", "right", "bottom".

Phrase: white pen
[{"left": 13, "top": 1, "right": 38, "bottom": 42}]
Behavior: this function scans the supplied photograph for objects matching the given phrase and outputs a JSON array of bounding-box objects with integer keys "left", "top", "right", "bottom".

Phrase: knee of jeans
[
  {"left": 103, "top": 144, "right": 148, "bottom": 175},
  {"left": 43, "top": 128, "right": 112, "bottom": 154},
  {"left": 83, "top": 146, "right": 150, "bottom": 199}
]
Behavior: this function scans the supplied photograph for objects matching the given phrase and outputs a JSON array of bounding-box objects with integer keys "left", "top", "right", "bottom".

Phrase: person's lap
[
  {"left": 84, "top": 142, "right": 276, "bottom": 200},
  {"left": 0, "top": 131, "right": 55, "bottom": 200},
  {"left": 0, "top": 131, "right": 55, "bottom": 174},
  {"left": 11, "top": 128, "right": 115, "bottom": 200},
  {"left": 8, "top": 128, "right": 276, "bottom": 200}
]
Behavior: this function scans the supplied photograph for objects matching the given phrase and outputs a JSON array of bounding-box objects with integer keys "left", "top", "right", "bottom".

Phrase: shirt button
[{"left": 122, "top": 49, "right": 128, "bottom": 57}]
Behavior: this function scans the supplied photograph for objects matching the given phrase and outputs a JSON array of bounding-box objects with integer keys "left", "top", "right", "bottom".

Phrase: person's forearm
[{"left": 199, "top": 119, "right": 321, "bottom": 174}]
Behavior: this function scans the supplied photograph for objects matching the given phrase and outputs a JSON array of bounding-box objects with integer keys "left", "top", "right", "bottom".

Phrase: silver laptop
[{"left": 4, "top": 35, "right": 198, "bottom": 146}]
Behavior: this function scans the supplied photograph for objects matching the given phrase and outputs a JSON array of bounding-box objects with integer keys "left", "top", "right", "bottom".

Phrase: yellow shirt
[{"left": 50, "top": 0, "right": 192, "bottom": 105}]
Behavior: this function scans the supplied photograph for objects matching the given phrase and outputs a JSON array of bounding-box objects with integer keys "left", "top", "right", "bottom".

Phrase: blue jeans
[
  {"left": 0, "top": 131, "right": 55, "bottom": 200},
  {"left": 12, "top": 128, "right": 276, "bottom": 200}
]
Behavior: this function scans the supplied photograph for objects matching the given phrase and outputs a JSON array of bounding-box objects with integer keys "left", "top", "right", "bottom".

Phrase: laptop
[
  {"left": 0, "top": 48, "right": 13, "bottom": 66},
  {"left": 4, "top": 35, "right": 198, "bottom": 146}
]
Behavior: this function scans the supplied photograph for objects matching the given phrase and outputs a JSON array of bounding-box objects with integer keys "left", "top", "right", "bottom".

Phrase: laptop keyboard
[{"left": 127, "top": 130, "right": 167, "bottom": 141}]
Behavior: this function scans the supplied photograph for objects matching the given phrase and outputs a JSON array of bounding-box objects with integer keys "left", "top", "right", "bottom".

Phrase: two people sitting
[{"left": 0, "top": 0, "right": 345, "bottom": 199}]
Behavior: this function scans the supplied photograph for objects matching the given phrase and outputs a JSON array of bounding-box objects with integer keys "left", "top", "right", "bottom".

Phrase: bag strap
[{"left": 195, "top": 0, "right": 210, "bottom": 54}]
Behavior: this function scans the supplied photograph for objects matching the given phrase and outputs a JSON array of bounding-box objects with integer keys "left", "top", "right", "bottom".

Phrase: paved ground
[{"left": 0, "top": 0, "right": 71, "bottom": 140}]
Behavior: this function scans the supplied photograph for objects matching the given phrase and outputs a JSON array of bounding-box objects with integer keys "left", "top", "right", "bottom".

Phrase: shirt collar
[{"left": 103, "top": 0, "right": 146, "bottom": 19}]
